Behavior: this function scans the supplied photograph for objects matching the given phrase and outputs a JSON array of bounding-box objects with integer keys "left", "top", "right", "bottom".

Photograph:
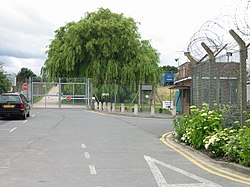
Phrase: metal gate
[{"left": 30, "top": 78, "right": 92, "bottom": 109}]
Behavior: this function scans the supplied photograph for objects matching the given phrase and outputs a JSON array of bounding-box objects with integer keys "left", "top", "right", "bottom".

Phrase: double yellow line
[{"left": 161, "top": 132, "right": 250, "bottom": 185}]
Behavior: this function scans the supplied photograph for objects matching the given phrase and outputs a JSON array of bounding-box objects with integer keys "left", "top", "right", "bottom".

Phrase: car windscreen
[{"left": 0, "top": 95, "right": 21, "bottom": 103}]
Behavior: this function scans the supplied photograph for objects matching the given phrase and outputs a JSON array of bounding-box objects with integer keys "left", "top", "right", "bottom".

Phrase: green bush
[
  {"left": 223, "top": 127, "right": 250, "bottom": 166},
  {"left": 174, "top": 103, "right": 250, "bottom": 166},
  {"left": 174, "top": 104, "right": 223, "bottom": 149},
  {"left": 203, "top": 127, "right": 238, "bottom": 157}
]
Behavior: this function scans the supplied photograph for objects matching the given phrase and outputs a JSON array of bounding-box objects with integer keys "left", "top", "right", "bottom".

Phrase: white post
[
  {"left": 107, "top": 102, "right": 111, "bottom": 113},
  {"left": 171, "top": 106, "right": 176, "bottom": 117},
  {"left": 121, "top": 103, "right": 125, "bottom": 113},
  {"left": 134, "top": 104, "right": 138, "bottom": 116},
  {"left": 94, "top": 102, "right": 98, "bottom": 110},
  {"left": 103, "top": 102, "right": 107, "bottom": 111},
  {"left": 99, "top": 102, "right": 102, "bottom": 111},
  {"left": 112, "top": 103, "right": 116, "bottom": 112},
  {"left": 151, "top": 105, "right": 155, "bottom": 117}
]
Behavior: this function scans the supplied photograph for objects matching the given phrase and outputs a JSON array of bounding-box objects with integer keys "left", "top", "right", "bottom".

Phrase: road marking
[
  {"left": 89, "top": 165, "right": 97, "bottom": 175},
  {"left": 161, "top": 133, "right": 250, "bottom": 185},
  {"left": 31, "top": 114, "right": 35, "bottom": 117},
  {"left": 9, "top": 127, "right": 17, "bottom": 133},
  {"left": 81, "top": 144, "right": 87, "bottom": 149},
  {"left": 84, "top": 152, "right": 90, "bottom": 159},
  {"left": 23, "top": 120, "right": 28, "bottom": 123},
  {"left": 144, "top": 155, "right": 221, "bottom": 187}
]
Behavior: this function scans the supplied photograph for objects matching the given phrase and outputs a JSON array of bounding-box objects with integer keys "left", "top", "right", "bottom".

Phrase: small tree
[
  {"left": 17, "top": 68, "right": 37, "bottom": 79},
  {"left": 0, "top": 63, "right": 11, "bottom": 94}
]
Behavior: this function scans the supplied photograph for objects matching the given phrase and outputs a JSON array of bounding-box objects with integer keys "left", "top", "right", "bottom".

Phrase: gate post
[{"left": 59, "top": 78, "right": 61, "bottom": 109}]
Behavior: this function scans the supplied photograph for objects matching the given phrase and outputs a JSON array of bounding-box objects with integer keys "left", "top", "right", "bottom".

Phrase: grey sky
[{"left": 0, "top": 0, "right": 239, "bottom": 75}]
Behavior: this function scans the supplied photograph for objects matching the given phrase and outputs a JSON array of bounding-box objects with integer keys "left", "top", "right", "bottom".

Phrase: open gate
[{"left": 30, "top": 78, "right": 92, "bottom": 109}]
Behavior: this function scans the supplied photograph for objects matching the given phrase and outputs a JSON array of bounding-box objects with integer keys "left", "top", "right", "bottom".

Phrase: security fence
[
  {"left": 92, "top": 83, "right": 171, "bottom": 114},
  {"left": 191, "top": 57, "right": 240, "bottom": 108},
  {"left": 190, "top": 44, "right": 249, "bottom": 126},
  {"left": 30, "top": 77, "right": 91, "bottom": 109}
]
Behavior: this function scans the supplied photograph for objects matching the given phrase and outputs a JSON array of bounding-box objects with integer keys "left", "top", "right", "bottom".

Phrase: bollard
[
  {"left": 107, "top": 102, "right": 111, "bottom": 113},
  {"left": 151, "top": 105, "right": 155, "bottom": 117},
  {"left": 103, "top": 102, "right": 106, "bottom": 111},
  {"left": 121, "top": 103, "right": 125, "bottom": 113},
  {"left": 134, "top": 104, "right": 138, "bottom": 116},
  {"left": 170, "top": 106, "right": 176, "bottom": 117},
  {"left": 112, "top": 103, "right": 116, "bottom": 113},
  {"left": 94, "top": 102, "right": 98, "bottom": 110},
  {"left": 99, "top": 102, "right": 102, "bottom": 111}
]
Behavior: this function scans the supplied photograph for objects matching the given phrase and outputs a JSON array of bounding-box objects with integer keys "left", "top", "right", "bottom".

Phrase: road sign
[
  {"left": 22, "top": 83, "right": 29, "bottom": 91},
  {"left": 66, "top": 95, "right": 71, "bottom": 101}
]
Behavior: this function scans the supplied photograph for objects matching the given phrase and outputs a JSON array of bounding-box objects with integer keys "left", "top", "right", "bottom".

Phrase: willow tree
[{"left": 42, "top": 8, "right": 160, "bottom": 86}]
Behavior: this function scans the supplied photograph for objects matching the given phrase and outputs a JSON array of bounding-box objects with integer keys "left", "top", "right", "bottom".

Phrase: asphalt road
[{"left": 0, "top": 109, "right": 249, "bottom": 187}]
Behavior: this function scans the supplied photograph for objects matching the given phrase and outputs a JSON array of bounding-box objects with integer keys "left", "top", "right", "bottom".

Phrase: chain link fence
[
  {"left": 191, "top": 48, "right": 250, "bottom": 126},
  {"left": 92, "top": 82, "right": 171, "bottom": 114}
]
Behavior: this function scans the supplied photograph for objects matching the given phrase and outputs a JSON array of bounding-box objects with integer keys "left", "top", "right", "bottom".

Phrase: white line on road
[
  {"left": 81, "top": 144, "right": 87, "bottom": 149},
  {"left": 31, "top": 114, "right": 35, "bottom": 117},
  {"left": 144, "top": 155, "right": 221, "bottom": 187},
  {"left": 9, "top": 127, "right": 17, "bottom": 133},
  {"left": 84, "top": 152, "right": 90, "bottom": 159},
  {"left": 89, "top": 165, "right": 97, "bottom": 175},
  {"left": 23, "top": 120, "right": 28, "bottom": 123}
]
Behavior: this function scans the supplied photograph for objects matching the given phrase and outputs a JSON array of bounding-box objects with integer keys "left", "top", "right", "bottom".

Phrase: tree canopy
[
  {"left": 17, "top": 67, "right": 37, "bottom": 79},
  {"left": 42, "top": 8, "right": 160, "bottom": 85},
  {"left": 160, "top": 65, "right": 178, "bottom": 73},
  {"left": 0, "top": 63, "right": 11, "bottom": 94}
]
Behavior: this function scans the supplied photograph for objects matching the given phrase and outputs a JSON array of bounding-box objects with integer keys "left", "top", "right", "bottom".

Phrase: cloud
[
  {"left": 0, "top": 56, "right": 44, "bottom": 76},
  {"left": 0, "top": 2, "right": 55, "bottom": 59}
]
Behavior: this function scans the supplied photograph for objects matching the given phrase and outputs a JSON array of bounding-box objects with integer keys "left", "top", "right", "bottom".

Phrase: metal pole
[
  {"left": 73, "top": 83, "right": 75, "bottom": 108},
  {"left": 59, "top": 78, "right": 61, "bottom": 109}
]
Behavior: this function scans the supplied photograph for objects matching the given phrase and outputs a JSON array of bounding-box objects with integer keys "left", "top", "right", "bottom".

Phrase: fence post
[
  {"left": 184, "top": 52, "right": 201, "bottom": 108},
  {"left": 201, "top": 42, "right": 217, "bottom": 109},
  {"left": 229, "top": 29, "right": 247, "bottom": 126}
]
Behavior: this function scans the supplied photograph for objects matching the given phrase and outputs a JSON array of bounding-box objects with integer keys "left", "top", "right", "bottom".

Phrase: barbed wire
[{"left": 187, "top": 0, "right": 250, "bottom": 61}]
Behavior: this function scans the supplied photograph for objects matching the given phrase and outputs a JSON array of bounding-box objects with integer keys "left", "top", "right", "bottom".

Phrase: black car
[{"left": 0, "top": 93, "right": 30, "bottom": 120}]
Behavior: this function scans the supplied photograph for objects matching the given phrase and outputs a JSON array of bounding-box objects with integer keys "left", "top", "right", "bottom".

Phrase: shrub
[
  {"left": 174, "top": 103, "right": 250, "bottom": 166},
  {"left": 203, "top": 128, "right": 238, "bottom": 157},
  {"left": 174, "top": 104, "right": 223, "bottom": 149},
  {"left": 223, "top": 127, "right": 250, "bottom": 166}
]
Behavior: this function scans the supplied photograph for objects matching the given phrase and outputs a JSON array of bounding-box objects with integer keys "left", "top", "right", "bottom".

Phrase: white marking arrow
[{"left": 144, "top": 155, "right": 222, "bottom": 187}]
